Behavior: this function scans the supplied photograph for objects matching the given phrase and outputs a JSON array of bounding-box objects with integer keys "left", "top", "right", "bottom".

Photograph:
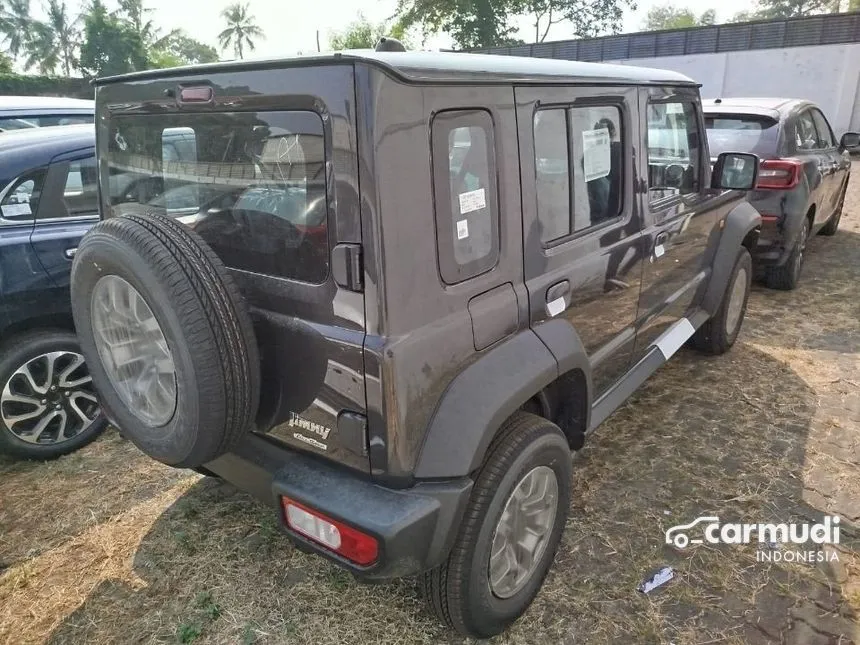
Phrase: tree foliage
[
  {"left": 754, "top": 0, "right": 832, "bottom": 18},
  {"left": 218, "top": 2, "right": 264, "bottom": 59},
  {"left": 644, "top": 4, "right": 716, "bottom": 30},
  {"left": 328, "top": 13, "right": 412, "bottom": 50},
  {"left": 79, "top": 0, "right": 148, "bottom": 77}
]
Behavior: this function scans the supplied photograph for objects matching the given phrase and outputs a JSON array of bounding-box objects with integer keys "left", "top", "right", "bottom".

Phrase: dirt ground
[{"left": 2, "top": 165, "right": 859, "bottom": 645}]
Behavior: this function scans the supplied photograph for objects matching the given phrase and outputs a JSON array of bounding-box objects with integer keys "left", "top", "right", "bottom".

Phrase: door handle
[
  {"left": 64, "top": 247, "right": 77, "bottom": 259},
  {"left": 545, "top": 280, "right": 570, "bottom": 317}
]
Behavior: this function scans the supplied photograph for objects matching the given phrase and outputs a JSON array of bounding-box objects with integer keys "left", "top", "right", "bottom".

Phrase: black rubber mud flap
[{"left": 70, "top": 213, "right": 260, "bottom": 467}]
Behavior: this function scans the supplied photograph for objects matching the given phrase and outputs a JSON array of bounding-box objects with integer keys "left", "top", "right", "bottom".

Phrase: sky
[{"left": 35, "top": 0, "right": 753, "bottom": 60}]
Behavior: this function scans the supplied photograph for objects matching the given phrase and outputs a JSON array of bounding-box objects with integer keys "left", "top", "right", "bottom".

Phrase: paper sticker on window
[
  {"left": 456, "top": 219, "right": 469, "bottom": 240},
  {"left": 458, "top": 188, "right": 486, "bottom": 214},
  {"left": 582, "top": 127, "right": 611, "bottom": 182},
  {"left": 1, "top": 202, "right": 32, "bottom": 218}
]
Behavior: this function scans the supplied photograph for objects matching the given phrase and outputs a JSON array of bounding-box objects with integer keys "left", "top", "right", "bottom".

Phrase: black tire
[
  {"left": 421, "top": 412, "right": 572, "bottom": 638},
  {"left": 692, "top": 247, "right": 752, "bottom": 356},
  {"left": 765, "top": 217, "right": 809, "bottom": 290},
  {"left": 70, "top": 213, "right": 260, "bottom": 468},
  {"left": 0, "top": 330, "right": 107, "bottom": 460}
]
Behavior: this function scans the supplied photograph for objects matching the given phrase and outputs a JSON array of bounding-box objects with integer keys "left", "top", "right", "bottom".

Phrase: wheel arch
[{"left": 702, "top": 201, "right": 761, "bottom": 315}]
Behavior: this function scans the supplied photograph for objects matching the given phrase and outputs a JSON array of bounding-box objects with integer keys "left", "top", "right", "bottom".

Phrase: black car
[
  {"left": 0, "top": 124, "right": 106, "bottom": 459},
  {"left": 703, "top": 98, "right": 859, "bottom": 289},
  {"left": 71, "top": 50, "right": 761, "bottom": 637}
]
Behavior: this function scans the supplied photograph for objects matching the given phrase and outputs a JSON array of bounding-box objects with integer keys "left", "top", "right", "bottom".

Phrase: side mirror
[
  {"left": 711, "top": 152, "right": 759, "bottom": 191},
  {"left": 839, "top": 131, "right": 860, "bottom": 150}
]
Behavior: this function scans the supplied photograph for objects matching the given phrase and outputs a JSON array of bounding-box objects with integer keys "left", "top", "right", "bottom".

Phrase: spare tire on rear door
[{"left": 70, "top": 212, "right": 260, "bottom": 467}]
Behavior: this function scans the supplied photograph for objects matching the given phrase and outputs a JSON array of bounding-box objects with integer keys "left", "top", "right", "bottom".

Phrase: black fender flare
[
  {"left": 702, "top": 201, "right": 761, "bottom": 315},
  {"left": 414, "top": 320, "right": 591, "bottom": 479}
]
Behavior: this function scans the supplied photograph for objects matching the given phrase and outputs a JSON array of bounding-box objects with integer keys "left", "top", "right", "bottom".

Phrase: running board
[{"left": 588, "top": 311, "right": 708, "bottom": 432}]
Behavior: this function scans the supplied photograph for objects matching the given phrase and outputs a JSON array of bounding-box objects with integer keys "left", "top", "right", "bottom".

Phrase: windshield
[
  {"left": 704, "top": 113, "right": 780, "bottom": 157},
  {"left": 103, "top": 110, "right": 329, "bottom": 283}
]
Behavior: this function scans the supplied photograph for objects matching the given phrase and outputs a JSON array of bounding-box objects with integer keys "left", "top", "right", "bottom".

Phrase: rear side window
[
  {"left": 534, "top": 105, "right": 623, "bottom": 244},
  {"left": 0, "top": 170, "right": 47, "bottom": 220},
  {"left": 794, "top": 110, "right": 820, "bottom": 150},
  {"left": 431, "top": 110, "right": 499, "bottom": 284},
  {"left": 105, "top": 111, "right": 329, "bottom": 284},
  {"left": 704, "top": 114, "right": 779, "bottom": 157}
]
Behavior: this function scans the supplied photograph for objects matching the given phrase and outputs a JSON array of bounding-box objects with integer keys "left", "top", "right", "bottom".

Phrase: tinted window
[
  {"left": 36, "top": 114, "right": 94, "bottom": 127},
  {"left": 794, "top": 110, "right": 820, "bottom": 150},
  {"left": 61, "top": 157, "right": 99, "bottom": 217},
  {"left": 0, "top": 117, "right": 38, "bottom": 131},
  {"left": 105, "top": 111, "right": 329, "bottom": 284},
  {"left": 0, "top": 170, "right": 46, "bottom": 220},
  {"left": 704, "top": 113, "right": 779, "bottom": 156},
  {"left": 810, "top": 109, "right": 835, "bottom": 148},
  {"left": 432, "top": 110, "right": 498, "bottom": 284},
  {"left": 534, "top": 105, "right": 623, "bottom": 244},
  {"left": 647, "top": 102, "right": 701, "bottom": 202}
]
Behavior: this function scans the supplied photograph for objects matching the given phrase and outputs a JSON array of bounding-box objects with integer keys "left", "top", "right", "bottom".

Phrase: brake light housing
[
  {"left": 757, "top": 159, "right": 802, "bottom": 190},
  {"left": 281, "top": 496, "right": 379, "bottom": 566}
]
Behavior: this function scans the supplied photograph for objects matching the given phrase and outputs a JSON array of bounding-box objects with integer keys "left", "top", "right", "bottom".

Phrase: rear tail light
[
  {"left": 281, "top": 497, "right": 379, "bottom": 566},
  {"left": 757, "top": 159, "right": 802, "bottom": 190}
]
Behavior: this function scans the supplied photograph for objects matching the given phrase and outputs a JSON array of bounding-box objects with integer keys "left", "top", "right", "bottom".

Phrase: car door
[
  {"left": 634, "top": 87, "right": 719, "bottom": 356},
  {"left": 791, "top": 108, "right": 834, "bottom": 226},
  {"left": 809, "top": 107, "right": 847, "bottom": 220},
  {"left": 0, "top": 169, "right": 53, "bottom": 328},
  {"left": 30, "top": 151, "right": 100, "bottom": 288},
  {"left": 516, "top": 85, "right": 646, "bottom": 397}
]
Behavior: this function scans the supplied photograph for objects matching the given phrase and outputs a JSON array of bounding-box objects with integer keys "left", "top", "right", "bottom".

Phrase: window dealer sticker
[
  {"left": 582, "top": 127, "right": 611, "bottom": 182},
  {"left": 456, "top": 219, "right": 469, "bottom": 240},
  {"left": 458, "top": 188, "right": 486, "bottom": 214},
  {"left": 1, "top": 202, "right": 31, "bottom": 218}
]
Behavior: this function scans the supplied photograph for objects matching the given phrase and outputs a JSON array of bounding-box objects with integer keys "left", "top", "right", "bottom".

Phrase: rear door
[
  {"left": 31, "top": 152, "right": 100, "bottom": 288},
  {"left": 516, "top": 85, "right": 646, "bottom": 397},
  {"left": 791, "top": 108, "right": 834, "bottom": 226},
  {"left": 98, "top": 66, "right": 370, "bottom": 473},
  {"left": 635, "top": 88, "right": 718, "bottom": 354},
  {"left": 809, "top": 107, "right": 847, "bottom": 220}
]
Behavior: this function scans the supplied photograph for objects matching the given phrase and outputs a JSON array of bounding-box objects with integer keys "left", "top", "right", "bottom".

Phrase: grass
[{"left": 1, "top": 167, "right": 859, "bottom": 644}]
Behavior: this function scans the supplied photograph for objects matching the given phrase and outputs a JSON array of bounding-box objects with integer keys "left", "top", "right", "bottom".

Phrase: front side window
[
  {"left": 810, "top": 109, "right": 835, "bottom": 148},
  {"left": 647, "top": 101, "right": 701, "bottom": 203},
  {"left": 432, "top": 110, "right": 499, "bottom": 284},
  {"left": 0, "top": 170, "right": 46, "bottom": 220},
  {"left": 534, "top": 105, "right": 623, "bottom": 244},
  {"left": 105, "top": 110, "right": 329, "bottom": 284},
  {"left": 61, "top": 157, "right": 99, "bottom": 217}
]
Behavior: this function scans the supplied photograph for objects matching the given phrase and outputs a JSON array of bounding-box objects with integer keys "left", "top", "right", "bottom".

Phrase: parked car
[
  {"left": 0, "top": 96, "right": 94, "bottom": 132},
  {"left": 703, "top": 98, "right": 859, "bottom": 289},
  {"left": 70, "top": 50, "right": 761, "bottom": 637},
  {"left": 0, "top": 124, "right": 106, "bottom": 459}
]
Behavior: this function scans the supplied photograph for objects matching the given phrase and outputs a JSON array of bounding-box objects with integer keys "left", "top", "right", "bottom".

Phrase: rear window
[
  {"left": 704, "top": 113, "right": 779, "bottom": 157},
  {"left": 104, "top": 110, "right": 328, "bottom": 284}
]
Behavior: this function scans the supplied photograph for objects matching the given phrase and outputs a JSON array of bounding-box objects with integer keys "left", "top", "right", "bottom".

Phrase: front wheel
[
  {"left": 421, "top": 412, "right": 572, "bottom": 638},
  {"left": 691, "top": 247, "right": 752, "bottom": 355}
]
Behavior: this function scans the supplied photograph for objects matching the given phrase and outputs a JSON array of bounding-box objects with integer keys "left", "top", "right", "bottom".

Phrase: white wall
[{"left": 606, "top": 43, "right": 860, "bottom": 137}]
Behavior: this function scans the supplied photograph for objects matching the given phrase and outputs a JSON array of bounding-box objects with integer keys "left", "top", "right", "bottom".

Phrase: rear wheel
[
  {"left": 70, "top": 213, "right": 260, "bottom": 468},
  {"left": 421, "top": 412, "right": 571, "bottom": 638},
  {"left": 0, "top": 330, "right": 107, "bottom": 460},
  {"left": 765, "top": 218, "right": 809, "bottom": 290}
]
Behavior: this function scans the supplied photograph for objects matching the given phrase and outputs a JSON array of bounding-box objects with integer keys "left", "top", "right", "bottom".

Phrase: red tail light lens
[
  {"left": 757, "top": 159, "right": 802, "bottom": 190},
  {"left": 281, "top": 496, "right": 379, "bottom": 566}
]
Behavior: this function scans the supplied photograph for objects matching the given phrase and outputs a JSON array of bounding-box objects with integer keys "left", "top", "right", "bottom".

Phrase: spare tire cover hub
[{"left": 91, "top": 274, "right": 177, "bottom": 427}]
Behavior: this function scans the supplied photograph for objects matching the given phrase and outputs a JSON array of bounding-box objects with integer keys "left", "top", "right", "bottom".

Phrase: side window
[
  {"left": 0, "top": 170, "right": 47, "bottom": 221},
  {"left": 647, "top": 101, "right": 701, "bottom": 203},
  {"left": 810, "top": 109, "right": 835, "bottom": 148},
  {"left": 795, "top": 111, "right": 820, "bottom": 150},
  {"left": 61, "top": 157, "right": 99, "bottom": 217},
  {"left": 432, "top": 110, "right": 499, "bottom": 284},
  {"left": 534, "top": 105, "right": 623, "bottom": 244}
]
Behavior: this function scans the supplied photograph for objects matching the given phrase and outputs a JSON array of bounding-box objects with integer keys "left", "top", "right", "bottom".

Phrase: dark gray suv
[{"left": 70, "top": 49, "right": 761, "bottom": 637}]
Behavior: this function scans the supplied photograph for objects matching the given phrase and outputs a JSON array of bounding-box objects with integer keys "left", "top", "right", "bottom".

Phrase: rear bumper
[
  {"left": 205, "top": 433, "right": 472, "bottom": 581},
  {"left": 754, "top": 216, "right": 789, "bottom": 265}
]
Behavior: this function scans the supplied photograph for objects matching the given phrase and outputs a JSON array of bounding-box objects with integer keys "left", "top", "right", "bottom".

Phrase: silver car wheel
[{"left": 91, "top": 275, "right": 177, "bottom": 427}]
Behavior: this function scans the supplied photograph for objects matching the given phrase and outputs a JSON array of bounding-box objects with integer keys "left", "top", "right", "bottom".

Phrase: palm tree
[
  {"left": 218, "top": 2, "right": 263, "bottom": 60},
  {"left": 37, "top": 0, "right": 79, "bottom": 75},
  {"left": 0, "top": 0, "right": 34, "bottom": 59}
]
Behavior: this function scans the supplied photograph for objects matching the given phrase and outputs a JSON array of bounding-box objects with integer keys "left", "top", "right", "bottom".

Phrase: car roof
[
  {"left": 701, "top": 97, "right": 811, "bottom": 119},
  {"left": 0, "top": 124, "right": 94, "bottom": 174},
  {"left": 94, "top": 51, "right": 697, "bottom": 87},
  {"left": 0, "top": 95, "right": 94, "bottom": 113}
]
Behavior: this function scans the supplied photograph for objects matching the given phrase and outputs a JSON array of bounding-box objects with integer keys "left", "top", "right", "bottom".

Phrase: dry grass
[{"left": 2, "top": 165, "right": 860, "bottom": 644}]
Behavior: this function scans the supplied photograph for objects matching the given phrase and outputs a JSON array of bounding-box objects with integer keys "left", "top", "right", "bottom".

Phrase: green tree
[
  {"left": 151, "top": 29, "right": 219, "bottom": 66},
  {"left": 0, "top": 0, "right": 35, "bottom": 59},
  {"left": 218, "top": 2, "right": 263, "bottom": 59},
  {"left": 0, "top": 51, "right": 12, "bottom": 72},
  {"left": 28, "top": 0, "right": 80, "bottom": 75},
  {"left": 644, "top": 3, "right": 716, "bottom": 29},
  {"left": 115, "top": 0, "right": 157, "bottom": 43},
  {"left": 329, "top": 13, "right": 412, "bottom": 50},
  {"left": 79, "top": 0, "right": 148, "bottom": 77},
  {"left": 755, "top": 0, "right": 831, "bottom": 17}
]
